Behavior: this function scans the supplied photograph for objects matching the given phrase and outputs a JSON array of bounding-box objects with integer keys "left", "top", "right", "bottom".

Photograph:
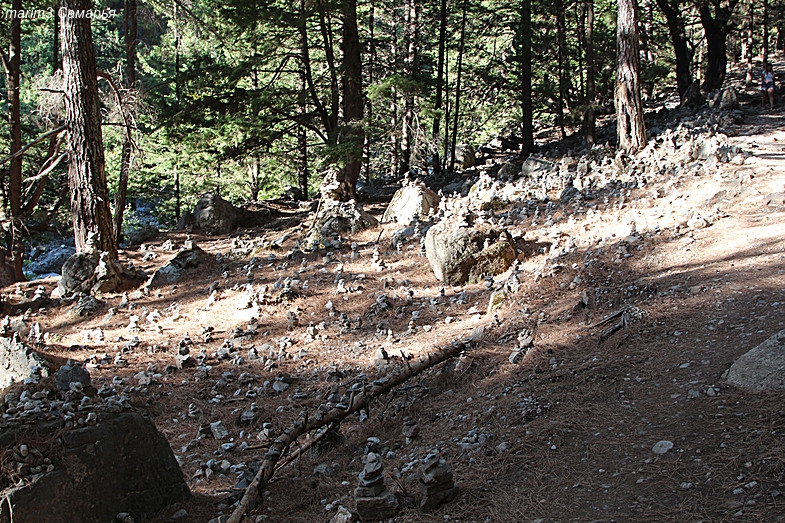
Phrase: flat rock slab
[
  {"left": 0, "top": 412, "right": 190, "bottom": 523},
  {"left": 726, "top": 329, "right": 785, "bottom": 392}
]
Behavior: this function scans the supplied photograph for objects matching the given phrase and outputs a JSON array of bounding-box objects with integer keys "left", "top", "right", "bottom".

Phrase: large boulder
[
  {"left": 381, "top": 180, "right": 440, "bottom": 225},
  {"left": 520, "top": 157, "right": 556, "bottom": 177},
  {"left": 0, "top": 412, "right": 190, "bottom": 523},
  {"left": 719, "top": 87, "right": 738, "bottom": 110},
  {"left": 424, "top": 216, "right": 516, "bottom": 286},
  {"left": 58, "top": 251, "right": 125, "bottom": 296},
  {"left": 0, "top": 337, "right": 49, "bottom": 389},
  {"left": 681, "top": 81, "right": 705, "bottom": 108},
  {"left": 193, "top": 192, "right": 240, "bottom": 235},
  {"left": 147, "top": 242, "right": 212, "bottom": 287},
  {"left": 726, "top": 329, "right": 785, "bottom": 392},
  {"left": 452, "top": 144, "right": 476, "bottom": 170}
]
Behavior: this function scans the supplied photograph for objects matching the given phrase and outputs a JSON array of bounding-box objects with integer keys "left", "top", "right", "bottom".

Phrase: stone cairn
[
  {"left": 419, "top": 451, "right": 459, "bottom": 512},
  {"left": 354, "top": 452, "right": 399, "bottom": 521}
]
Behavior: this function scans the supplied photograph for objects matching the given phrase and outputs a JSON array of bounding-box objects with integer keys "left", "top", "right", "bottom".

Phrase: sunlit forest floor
[{"left": 7, "top": 60, "right": 785, "bottom": 523}]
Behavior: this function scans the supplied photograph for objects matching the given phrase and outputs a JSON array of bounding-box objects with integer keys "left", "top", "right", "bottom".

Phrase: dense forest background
[{"left": 1, "top": 0, "right": 784, "bottom": 246}]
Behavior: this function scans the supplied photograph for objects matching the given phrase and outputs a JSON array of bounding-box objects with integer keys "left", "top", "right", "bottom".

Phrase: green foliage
[{"left": 1, "top": 0, "right": 696, "bottom": 235}]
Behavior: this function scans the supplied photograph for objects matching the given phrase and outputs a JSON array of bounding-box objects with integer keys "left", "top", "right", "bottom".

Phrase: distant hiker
[{"left": 762, "top": 63, "right": 775, "bottom": 110}]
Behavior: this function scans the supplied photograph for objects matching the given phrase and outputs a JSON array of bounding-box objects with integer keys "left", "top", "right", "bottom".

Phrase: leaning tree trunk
[
  {"left": 616, "top": 0, "right": 647, "bottom": 152},
  {"left": 62, "top": 0, "right": 117, "bottom": 258},
  {"left": 337, "top": 0, "right": 364, "bottom": 202}
]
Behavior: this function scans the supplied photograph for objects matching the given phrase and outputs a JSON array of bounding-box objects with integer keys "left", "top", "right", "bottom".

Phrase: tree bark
[
  {"left": 449, "top": 0, "right": 469, "bottom": 171},
  {"left": 556, "top": 5, "right": 567, "bottom": 140},
  {"left": 113, "top": 0, "right": 138, "bottom": 245},
  {"left": 655, "top": 0, "right": 694, "bottom": 98},
  {"left": 583, "top": 0, "right": 597, "bottom": 145},
  {"left": 62, "top": 0, "right": 117, "bottom": 258},
  {"left": 518, "top": 0, "right": 535, "bottom": 153},
  {"left": 337, "top": 0, "right": 364, "bottom": 202},
  {"left": 4, "top": 0, "right": 25, "bottom": 282},
  {"left": 432, "top": 0, "right": 448, "bottom": 173},
  {"left": 616, "top": 0, "right": 647, "bottom": 152},
  {"left": 699, "top": 0, "right": 739, "bottom": 92},
  {"left": 761, "top": 0, "right": 768, "bottom": 63},
  {"left": 297, "top": 71, "right": 308, "bottom": 200},
  {"left": 399, "top": 0, "right": 418, "bottom": 176}
]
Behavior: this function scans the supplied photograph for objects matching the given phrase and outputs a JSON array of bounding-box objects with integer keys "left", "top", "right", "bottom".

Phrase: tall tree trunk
[
  {"left": 556, "top": 6, "right": 567, "bottom": 140},
  {"left": 699, "top": 0, "right": 738, "bottom": 92},
  {"left": 761, "top": 0, "right": 769, "bottom": 63},
  {"left": 616, "top": 0, "right": 647, "bottom": 152},
  {"left": 337, "top": 0, "right": 364, "bottom": 201},
  {"left": 744, "top": 0, "right": 754, "bottom": 86},
  {"left": 583, "top": 0, "right": 596, "bottom": 145},
  {"left": 364, "top": 5, "right": 375, "bottom": 184},
  {"left": 432, "top": 0, "right": 448, "bottom": 173},
  {"left": 389, "top": 25, "right": 400, "bottom": 179},
  {"left": 449, "top": 0, "right": 469, "bottom": 171},
  {"left": 62, "top": 0, "right": 117, "bottom": 258},
  {"left": 113, "top": 0, "right": 137, "bottom": 246},
  {"left": 519, "top": 0, "right": 535, "bottom": 153},
  {"left": 3, "top": 0, "right": 25, "bottom": 282},
  {"left": 174, "top": 164, "right": 181, "bottom": 221},
  {"left": 52, "top": 0, "right": 60, "bottom": 72},
  {"left": 298, "top": 71, "right": 309, "bottom": 200},
  {"left": 400, "top": 0, "right": 418, "bottom": 176},
  {"left": 655, "top": 0, "right": 694, "bottom": 98}
]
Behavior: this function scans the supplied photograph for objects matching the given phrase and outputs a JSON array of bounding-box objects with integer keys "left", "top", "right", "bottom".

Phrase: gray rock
[
  {"left": 193, "top": 192, "right": 240, "bottom": 235},
  {"left": 147, "top": 245, "right": 211, "bottom": 288},
  {"left": 521, "top": 157, "right": 556, "bottom": 177},
  {"left": 0, "top": 413, "right": 190, "bottom": 523},
  {"left": 652, "top": 440, "right": 674, "bottom": 455},
  {"left": 719, "top": 87, "right": 738, "bottom": 110},
  {"left": 425, "top": 219, "right": 516, "bottom": 286},
  {"left": 124, "top": 224, "right": 159, "bottom": 246},
  {"left": 210, "top": 421, "right": 230, "bottom": 440},
  {"left": 681, "top": 81, "right": 705, "bottom": 108},
  {"left": 452, "top": 143, "right": 476, "bottom": 170},
  {"left": 54, "top": 360, "right": 91, "bottom": 391},
  {"left": 58, "top": 251, "right": 125, "bottom": 296},
  {"left": 0, "top": 337, "right": 50, "bottom": 389},
  {"left": 355, "top": 489, "right": 399, "bottom": 521},
  {"left": 726, "top": 329, "right": 785, "bottom": 392},
  {"left": 329, "top": 506, "right": 355, "bottom": 523},
  {"left": 419, "top": 453, "right": 458, "bottom": 512},
  {"left": 303, "top": 195, "right": 377, "bottom": 249},
  {"left": 381, "top": 180, "right": 439, "bottom": 225}
]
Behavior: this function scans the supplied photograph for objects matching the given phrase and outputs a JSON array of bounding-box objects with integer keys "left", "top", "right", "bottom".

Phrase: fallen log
[{"left": 226, "top": 339, "right": 469, "bottom": 523}]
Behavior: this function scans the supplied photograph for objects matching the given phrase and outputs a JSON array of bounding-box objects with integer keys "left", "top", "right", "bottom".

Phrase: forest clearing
[{"left": 2, "top": 0, "right": 785, "bottom": 522}]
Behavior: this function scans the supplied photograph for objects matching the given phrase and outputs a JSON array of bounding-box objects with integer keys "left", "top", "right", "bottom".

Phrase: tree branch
[
  {"left": 0, "top": 126, "right": 66, "bottom": 166},
  {"left": 226, "top": 339, "right": 469, "bottom": 523}
]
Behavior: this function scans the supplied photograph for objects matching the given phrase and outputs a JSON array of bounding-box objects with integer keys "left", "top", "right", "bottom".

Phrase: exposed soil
[{"left": 3, "top": 64, "right": 785, "bottom": 523}]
